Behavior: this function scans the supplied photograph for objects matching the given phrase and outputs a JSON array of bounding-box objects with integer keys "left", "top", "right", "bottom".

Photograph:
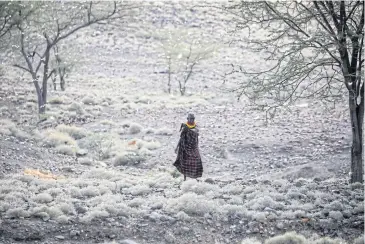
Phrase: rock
[
  {"left": 70, "top": 230, "right": 80, "bottom": 237},
  {"left": 164, "top": 232, "right": 176, "bottom": 243},
  {"left": 150, "top": 202, "right": 163, "bottom": 210},
  {"left": 120, "top": 240, "right": 139, "bottom": 244},
  {"left": 76, "top": 149, "right": 88, "bottom": 157},
  {"left": 75, "top": 205, "right": 88, "bottom": 214},
  {"left": 276, "top": 222, "right": 285, "bottom": 230},
  {"left": 181, "top": 227, "right": 190, "bottom": 232},
  {"left": 55, "top": 235, "right": 65, "bottom": 240},
  {"left": 342, "top": 209, "right": 352, "bottom": 218},
  {"left": 205, "top": 178, "right": 214, "bottom": 184}
]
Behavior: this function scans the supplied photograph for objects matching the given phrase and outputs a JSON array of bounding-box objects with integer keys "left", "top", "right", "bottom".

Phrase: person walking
[{"left": 174, "top": 113, "right": 203, "bottom": 181}]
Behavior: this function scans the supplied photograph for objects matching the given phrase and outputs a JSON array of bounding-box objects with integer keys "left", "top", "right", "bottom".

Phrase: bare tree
[
  {"left": 224, "top": 1, "right": 364, "bottom": 183},
  {"left": 11, "top": 2, "right": 120, "bottom": 114},
  {"left": 157, "top": 28, "right": 217, "bottom": 95}
]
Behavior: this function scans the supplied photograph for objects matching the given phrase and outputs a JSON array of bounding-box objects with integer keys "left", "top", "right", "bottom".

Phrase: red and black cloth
[{"left": 174, "top": 123, "right": 203, "bottom": 178}]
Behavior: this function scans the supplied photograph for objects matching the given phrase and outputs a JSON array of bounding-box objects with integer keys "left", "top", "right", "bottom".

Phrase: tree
[
  {"left": 156, "top": 28, "right": 217, "bottom": 95},
  {"left": 224, "top": 1, "right": 364, "bottom": 182},
  {"left": 8, "top": 2, "right": 119, "bottom": 114}
]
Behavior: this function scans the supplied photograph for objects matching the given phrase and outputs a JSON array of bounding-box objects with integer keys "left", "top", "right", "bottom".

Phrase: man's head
[{"left": 187, "top": 113, "right": 195, "bottom": 124}]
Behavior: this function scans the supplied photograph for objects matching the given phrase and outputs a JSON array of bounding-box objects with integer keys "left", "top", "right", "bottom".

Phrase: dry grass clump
[
  {"left": 78, "top": 133, "right": 121, "bottom": 160},
  {"left": 128, "top": 198, "right": 145, "bottom": 208},
  {"left": 128, "top": 184, "right": 151, "bottom": 196},
  {"left": 56, "top": 124, "right": 88, "bottom": 140},
  {"left": 81, "top": 168, "right": 117, "bottom": 181},
  {"left": 326, "top": 200, "right": 344, "bottom": 211},
  {"left": 328, "top": 211, "right": 343, "bottom": 221},
  {"left": 181, "top": 180, "right": 220, "bottom": 196},
  {"left": 0, "top": 119, "right": 30, "bottom": 140},
  {"left": 68, "top": 102, "right": 85, "bottom": 115},
  {"left": 80, "top": 209, "right": 109, "bottom": 223},
  {"left": 165, "top": 192, "right": 219, "bottom": 216},
  {"left": 241, "top": 238, "right": 261, "bottom": 244},
  {"left": 42, "top": 130, "right": 77, "bottom": 147},
  {"left": 55, "top": 144, "right": 78, "bottom": 156},
  {"left": 80, "top": 186, "right": 100, "bottom": 198},
  {"left": 129, "top": 122, "right": 143, "bottom": 134},
  {"left": 313, "top": 237, "right": 346, "bottom": 244},
  {"left": 78, "top": 157, "right": 94, "bottom": 165},
  {"left": 154, "top": 127, "right": 173, "bottom": 136},
  {"left": 32, "top": 193, "right": 53, "bottom": 203},
  {"left": 350, "top": 182, "right": 363, "bottom": 190},
  {"left": 58, "top": 202, "right": 76, "bottom": 215},
  {"left": 82, "top": 96, "right": 98, "bottom": 105},
  {"left": 265, "top": 232, "right": 306, "bottom": 244},
  {"left": 353, "top": 236, "right": 364, "bottom": 244},
  {"left": 176, "top": 211, "right": 191, "bottom": 221},
  {"left": 5, "top": 208, "right": 30, "bottom": 218},
  {"left": 222, "top": 184, "right": 243, "bottom": 195},
  {"left": 114, "top": 152, "right": 147, "bottom": 166},
  {"left": 56, "top": 215, "right": 69, "bottom": 224},
  {"left": 246, "top": 195, "right": 284, "bottom": 211},
  {"left": 48, "top": 96, "right": 64, "bottom": 104}
]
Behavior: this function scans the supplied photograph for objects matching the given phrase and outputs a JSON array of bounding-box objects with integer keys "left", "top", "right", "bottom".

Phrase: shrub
[
  {"left": 48, "top": 97, "right": 64, "bottom": 104},
  {"left": 241, "top": 238, "right": 261, "bottom": 244},
  {"left": 58, "top": 202, "right": 76, "bottom": 215},
  {"left": 327, "top": 200, "right": 344, "bottom": 211},
  {"left": 56, "top": 215, "right": 69, "bottom": 224},
  {"left": 165, "top": 192, "right": 218, "bottom": 216},
  {"left": 80, "top": 186, "right": 100, "bottom": 198},
  {"left": 128, "top": 198, "right": 145, "bottom": 208},
  {"left": 80, "top": 209, "right": 109, "bottom": 223},
  {"left": 350, "top": 182, "right": 363, "bottom": 190},
  {"left": 353, "top": 236, "right": 364, "bottom": 244},
  {"left": 33, "top": 193, "right": 53, "bottom": 203},
  {"left": 5, "top": 208, "right": 30, "bottom": 218},
  {"left": 314, "top": 237, "right": 346, "bottom": 244},
  {"left": 247, "top": 196, "right": 283, "bottom": 211},
  {"left": 265, "top": 232, "right": 307, "bottom": 244},
  {"left": 142, "top": 140, "right": 161, "bottom": 150},
  {"left": 129, "top": 123, "right": 143, "bottom": 134},
  {"left": 68, "top": 102, "right": 85, "bottom": 115},
  {"left": 114, "top": 152, "right": 146, "bottom": 166},
  {"left": 56, "top": 124, "right": 88, "bottom": 139},
  {"left": 128, "top": 185, "right": 151, "bottom": 196},
  {"left": 82, "top": 96, "right": 98, "bottom": 105},
  {"left": 43, "top": 130, "right": 77, "bottom": 147},
  {"left": 181, "top": 180, "right": 220, "bottom": 195},
  {"left": 329, "top": 211, "right": 343, "bottom": 221},
  {"left": 155, "top": 128, "right": 173, "bottom": 136},
  {"left": 55, "top": 144, "right": 77, "bottom": 156},
  {"left": 176, "top": 211, "right": 191, "bottom": 221},
  {"left": 222, "top": 184, "right": 243, "bottom": 195}
]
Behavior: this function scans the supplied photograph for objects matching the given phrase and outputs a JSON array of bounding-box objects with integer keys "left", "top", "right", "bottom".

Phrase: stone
[
  {"left": 205, "top": 178, "right": 214, "bottom": 184},
  {"left": 55, "top": 235, "right": 65, "bottom": 240},
  {"left": 76, "top": 149, "right": 88, "bottom": 157},
  {"left": 70, "top": 230, "right": 80, "bottom": 237}
]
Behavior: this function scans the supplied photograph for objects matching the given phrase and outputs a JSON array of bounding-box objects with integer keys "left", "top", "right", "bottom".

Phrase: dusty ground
[{"left": 0, "top": 2, "right": 363, "bottom": 244}]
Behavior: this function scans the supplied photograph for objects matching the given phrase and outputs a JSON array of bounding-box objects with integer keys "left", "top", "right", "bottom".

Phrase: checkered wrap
[{"left": 174, "top": 124, "right": 203, "bottom": 178}]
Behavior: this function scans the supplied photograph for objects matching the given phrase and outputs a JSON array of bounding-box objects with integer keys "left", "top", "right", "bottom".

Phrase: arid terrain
[{"left": 0, "top": 2, "right": 363, "bottom": 244}]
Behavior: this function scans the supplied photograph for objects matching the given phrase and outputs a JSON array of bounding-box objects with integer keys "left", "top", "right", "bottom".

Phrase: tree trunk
[
  {"left": 60, "top": 77, "right": 65, "bottom": 91},
  {"left": 349, "top": 90, "right": 363, "bottom": 183},
  {"left": 37, "top": 90, "right": 46, "bottom": 114},
  {"left": 167, "top": 57, "right": 171, "bottom": 94}
]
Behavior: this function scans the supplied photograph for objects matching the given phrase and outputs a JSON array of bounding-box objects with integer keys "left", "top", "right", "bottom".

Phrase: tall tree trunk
[
  {"left": 349, "top": 90, "right": 363, "bottom": 183},
  {"left": 167, "top": 57, "right": 171, "bottom": 94},
  {"left": 60, "top": 76, "right": 65, "bottom": 91},
  {"left": 37, "top": 90, "right": 46, "bottom": 114}
]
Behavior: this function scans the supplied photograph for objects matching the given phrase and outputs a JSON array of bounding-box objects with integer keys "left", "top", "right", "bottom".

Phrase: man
[{"left": 174, "top": 113, "right": 203, "bottom": 181}]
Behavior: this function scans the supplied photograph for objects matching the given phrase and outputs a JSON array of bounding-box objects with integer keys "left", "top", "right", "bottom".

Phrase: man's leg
[{"left": 184, "top": 175, "right": 186, "bottom": 181}]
